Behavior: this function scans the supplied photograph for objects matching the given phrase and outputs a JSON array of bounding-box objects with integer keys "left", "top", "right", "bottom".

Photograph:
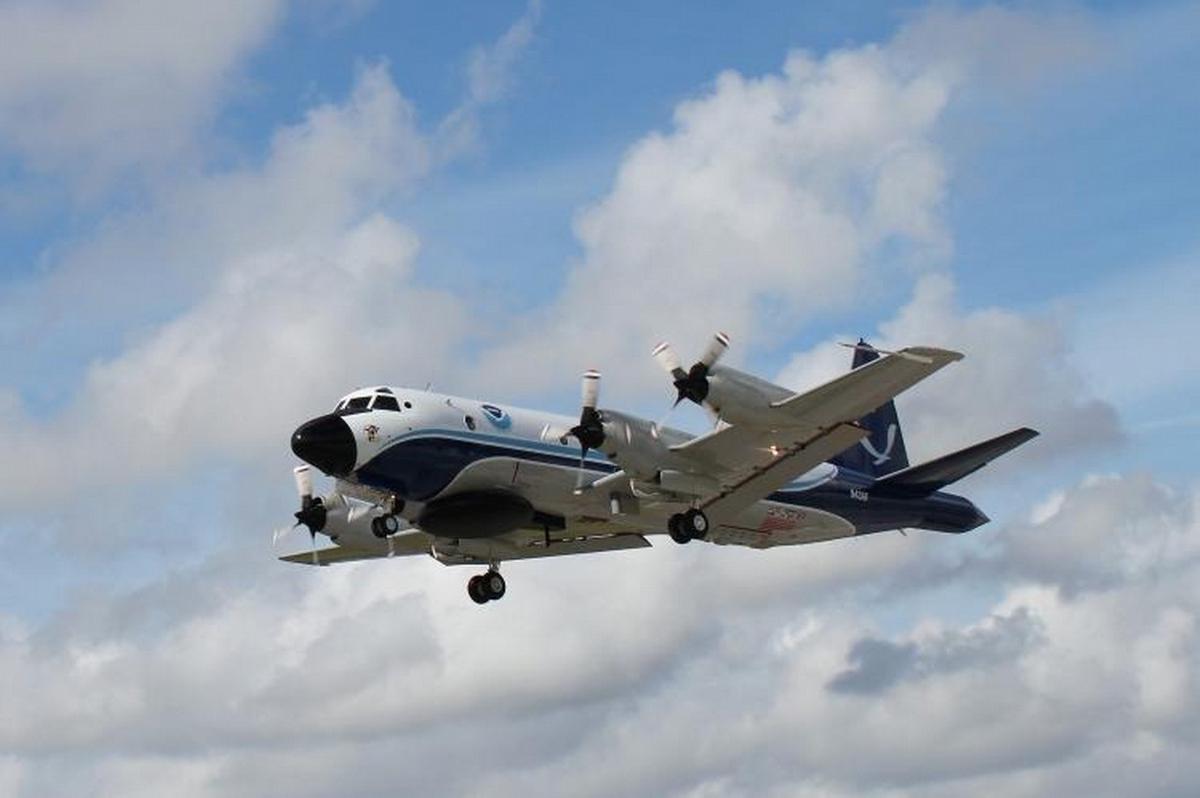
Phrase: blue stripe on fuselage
[
  {"left": 354, "top": 429, "right": 987, "bottom": 534},
  {"left": 356, "top": 429, "right": 617, "bottom": 501}
]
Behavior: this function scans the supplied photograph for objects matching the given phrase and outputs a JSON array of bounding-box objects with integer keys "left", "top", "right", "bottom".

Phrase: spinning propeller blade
[
  {"left": 567, "top": 370, "right": 606, "bottom": 491},
  {"left": 651, "top": 331, "right": 730, "bottom": 413},
  {"left": 287, "top": 464, "right": 327, "bottom": 564}
]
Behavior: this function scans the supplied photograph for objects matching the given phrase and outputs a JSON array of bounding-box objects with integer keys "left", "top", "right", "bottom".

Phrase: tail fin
[
  {"left": 874, "top": 427, "right": 1039, "bottom": 497},
  {"left": 830, "top": 339, "right": 910, "bottom": 478}
]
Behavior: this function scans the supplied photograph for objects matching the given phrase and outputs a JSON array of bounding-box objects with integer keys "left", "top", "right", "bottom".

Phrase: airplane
[{"left": 278, "top": 334, "right": 1038, "bottom": 604}]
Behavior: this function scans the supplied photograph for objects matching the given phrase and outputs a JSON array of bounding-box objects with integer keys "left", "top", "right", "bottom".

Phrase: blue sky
[{"left": 1, "top": 2, "right": 1198, "bottom": 796}]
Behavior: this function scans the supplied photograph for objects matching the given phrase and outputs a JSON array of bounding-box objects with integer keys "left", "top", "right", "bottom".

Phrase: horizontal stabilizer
[{"left": 873, "top": 427, "right": 1039, "bottom": 496}]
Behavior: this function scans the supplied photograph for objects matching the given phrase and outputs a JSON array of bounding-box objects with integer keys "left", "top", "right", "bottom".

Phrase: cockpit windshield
[
  {"left": 373, "top": 395, "right": 400, "bottom": 411},
  {"left": 334, "top": 390, "right": 404, "bottom": 414}
]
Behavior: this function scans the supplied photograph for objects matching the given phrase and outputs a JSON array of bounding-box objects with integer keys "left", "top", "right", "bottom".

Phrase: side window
[
  {"left": 464, "top": 415, "right": 476, "bottom": 431},
  {"left": 373, "top": 395, "right": 400, "bottom": 412}
]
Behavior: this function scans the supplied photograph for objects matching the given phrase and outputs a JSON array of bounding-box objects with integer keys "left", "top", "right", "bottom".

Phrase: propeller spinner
[
  {"left": 652, "top": 331, "right": 730, "bottom": 407},
  {"left": 566, "top": 370, "right": 606, "bottom": 489},
  {"left": 285, "top": 464, "right": 327, "bottom": 565}
]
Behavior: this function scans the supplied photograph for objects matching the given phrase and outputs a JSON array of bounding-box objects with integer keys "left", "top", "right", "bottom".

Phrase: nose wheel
[
  {"left": 668, "top": 508, "right": 709, "bottom": 544},
  {"left": 371, "top": 498, "right": 406, "bottom": 539},
  {"left": 371, "top": 514, "right": 401, "bottom": 538},
  {"left": 468, "top": 569, "right": 506, "bottom": 604}
]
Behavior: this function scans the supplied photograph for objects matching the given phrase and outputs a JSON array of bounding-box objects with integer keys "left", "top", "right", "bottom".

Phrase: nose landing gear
[
  {"left": 468, "top": 568, "right": 506, "bottom": 604},
  {"left": 668, "top": 508, "right": 709, "bottom": 544},
  {"left": 371, "top": 514, "right": 401, "bottom": 538}
]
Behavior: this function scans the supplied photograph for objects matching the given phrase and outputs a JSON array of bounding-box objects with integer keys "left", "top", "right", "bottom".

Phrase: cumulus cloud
[
  {"left": 464, "top": 5, "right": 1109, "bottom": 415},
  {"left": 2, "top": 472, "right": 1196, "bottom": 796},
  {"left": 777, "top": 273, "right": 1123, "bottom": 465},
  {"left": 0, "top": 64, "right": 459, "bottom": 509},
  {"left": 0, "top": 0, "right": 285, "bottom": 190},
  {"left": 827, "top": 609, "right": 1043, "bottom": 695},
  {"left": 473, "top": 34, "right": 958, "bottom": 398},
  {"left": 0, "top": 3, "right": 1181, "bottom": 796}
]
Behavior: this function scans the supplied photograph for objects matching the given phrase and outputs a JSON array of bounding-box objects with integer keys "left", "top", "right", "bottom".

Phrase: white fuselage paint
[{"left": 325, "top": 386, "right": 852, "bottom": 559}]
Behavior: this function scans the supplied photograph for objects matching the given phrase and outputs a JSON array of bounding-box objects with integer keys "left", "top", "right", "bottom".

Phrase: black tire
[
  {"left": 483, "top": 571, "right": 506, "bottom": 600},
  {"left": 683, "top": 508, "right": 709, "bottom": 540},
  {"left": 468, "top": 575, "right": 489, "bottom": 604},
  {"left": 371, "top": 514, "right": 400, "bottom": 539},
  {"left": 668, "top": 514, "right": 690, "bottom": 544}
]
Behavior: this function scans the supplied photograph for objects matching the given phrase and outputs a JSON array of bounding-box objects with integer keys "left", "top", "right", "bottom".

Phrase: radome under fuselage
[{"left": 291, "top": 385, "right": 987, "bottom": 552}]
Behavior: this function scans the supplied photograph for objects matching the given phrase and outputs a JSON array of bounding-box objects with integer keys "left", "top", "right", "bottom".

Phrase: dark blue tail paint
[{"left": 831, "top": 340, "right": 909, "bottom": 478}]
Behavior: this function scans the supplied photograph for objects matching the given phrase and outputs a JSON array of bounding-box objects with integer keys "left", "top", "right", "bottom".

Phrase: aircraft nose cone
[{"left": 291, "top": 414, "right": 357, "bottom": 476}]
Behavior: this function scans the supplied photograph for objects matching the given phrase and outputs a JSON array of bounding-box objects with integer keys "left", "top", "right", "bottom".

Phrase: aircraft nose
[{"left": 291, "top": 414, "right": 357, "bottom": 476}]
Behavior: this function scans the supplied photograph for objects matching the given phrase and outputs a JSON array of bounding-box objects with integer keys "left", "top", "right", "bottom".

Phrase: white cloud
[
  {"left": 0, "top": 0, "right": 285, "bottom": 190},
  {"left": 0, "top": 4, "right": 1185, "bottom": 796},
  {"left": 0, "top": 64, "right": 457, "bottom": 508},
  {"left": 473, "top": 37, "right": 958, "bottom": 399},
  {"left": 777, "top": 273, "right": 1123, "bottom": 465},
  {"left": 5, "top": 473, "right": 1195, "bottom": 797},
  {"left": 436, "top": 0, "right": 543, "bottom": 159}
]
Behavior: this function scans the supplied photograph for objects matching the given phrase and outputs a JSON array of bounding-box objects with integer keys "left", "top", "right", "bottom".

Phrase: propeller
[
  {"left": 652, "top": 331, "right": 730, "bottom": 411},
  {"left": 567, "top": 370, "right": 606, "bottom": 490},
  {"left": 289, "top": 464, "right": 327, "bottom": 565}
]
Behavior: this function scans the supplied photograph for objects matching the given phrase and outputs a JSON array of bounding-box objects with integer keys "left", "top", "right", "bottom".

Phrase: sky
[{"left": 1, "top": 1, "right": 1198, "bottom": 795}]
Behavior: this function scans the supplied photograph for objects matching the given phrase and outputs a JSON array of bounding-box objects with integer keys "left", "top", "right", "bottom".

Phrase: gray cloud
[
  {"left": 1, "top": 4, "right": 1197, "bottom": 798},
  {"left": 828, "top": 608, "right": 1043, "bottom": 694}
]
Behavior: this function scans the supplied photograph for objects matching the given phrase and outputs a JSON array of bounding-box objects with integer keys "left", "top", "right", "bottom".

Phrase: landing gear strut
[
  {"left": 668, "top": 508, "right": 709, "bottom": 544},
  {"left": 468, "top": 568, "right": 506, "bottom": 604}
]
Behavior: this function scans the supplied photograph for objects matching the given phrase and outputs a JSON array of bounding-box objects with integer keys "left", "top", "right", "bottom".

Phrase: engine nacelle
[
  {"left": 320, "top": 493, "right": 409, "bottom": 549},
  {"left": 702, "top": 365, "right": 795, "bottom": 427},
  {"left": 593, "top": 409, "right": 692, "bottom": 481}
]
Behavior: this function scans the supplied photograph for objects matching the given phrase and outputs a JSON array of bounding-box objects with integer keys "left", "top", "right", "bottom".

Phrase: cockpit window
[
  {"left": 344, "top": 396, "right": 371, "bottom": 412},
  {"left": 372, "top": 395, "right": 400, "bottom": 412}
]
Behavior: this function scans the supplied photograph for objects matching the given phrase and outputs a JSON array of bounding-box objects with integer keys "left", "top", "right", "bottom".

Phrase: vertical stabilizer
[{"left": 831, "top": 339, "right": 910, "bottom": 478}]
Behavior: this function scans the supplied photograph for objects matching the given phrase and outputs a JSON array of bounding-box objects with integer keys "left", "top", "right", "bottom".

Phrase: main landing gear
[
  {"left": 668, "top": 508, "right": 709, "bottom": 544},
  {"left": 468, "top": 569, "right": 506, "bottom": 604}
]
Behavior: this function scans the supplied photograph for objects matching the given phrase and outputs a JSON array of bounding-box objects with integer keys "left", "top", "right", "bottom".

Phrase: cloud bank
[{"left": 0, "top": 3, "right": 1189, "bottom": 797}]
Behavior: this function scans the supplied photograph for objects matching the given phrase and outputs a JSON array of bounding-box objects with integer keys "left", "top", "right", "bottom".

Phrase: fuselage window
[
  {"left": 373, "top": 395, "right": 401, "bottom": 412},
  {"left": 403, "top": 401, "right": 412, "bottom": 409},
  {"left": 464, "top": 415, "right": 476, "bottom": 431}
]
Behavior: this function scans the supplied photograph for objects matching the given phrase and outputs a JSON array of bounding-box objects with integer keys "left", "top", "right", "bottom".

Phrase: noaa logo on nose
[{"left": 480, "top": 404, "right": 512, "bottom": 430}]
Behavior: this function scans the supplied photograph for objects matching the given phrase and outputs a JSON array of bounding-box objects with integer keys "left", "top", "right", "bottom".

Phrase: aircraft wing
[
  {"left": 768, "top": 346, "right": 963, "bottom": 424},
  {"left": 670, "top": 346, "right": 962, "bottom": 521},
  {"left": 430, "top": 532, "right": 652, "bottom": 566},
  {"left": 279, "top": 529, "right": 651, "bottom": 567},
  {"left": 279, "top": 546, "right": 401, "bottom": 566},
  {"left": 278, "top": 529, "right": 432, "bottom": 566}
]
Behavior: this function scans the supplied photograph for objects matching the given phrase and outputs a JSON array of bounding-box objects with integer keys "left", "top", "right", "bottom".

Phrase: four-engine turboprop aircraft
[{"left": 279, "top": 335, "right": 1037, "bottom": 604}]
